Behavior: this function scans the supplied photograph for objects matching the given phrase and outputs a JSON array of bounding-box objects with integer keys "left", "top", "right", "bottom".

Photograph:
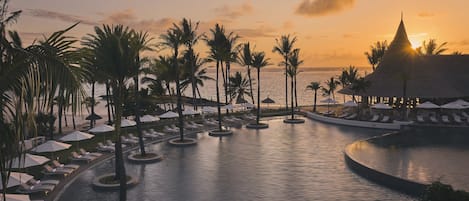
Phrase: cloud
[
  {"left": 295, "top": 0, "right": 355, "bottom": 17},
  {"left": 25, "top": 9, "right": 97, "bottom": 26},
  {"left": 233, "top": 26, "right": 277, "bottom": 39},
  {"left": 213, "top": 1, "right": 253, "bottom": 19},
  {"left": 99, "top": 9, "right": 176, "bottom": 34},
  {"left": 282, "top": 20, "right": 295, "bottom": 30},
  {"left": 418, "top": 12, "right": 435, "bottom": 18}
]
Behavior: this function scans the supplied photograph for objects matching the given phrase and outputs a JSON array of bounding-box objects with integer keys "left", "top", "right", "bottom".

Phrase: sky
[{"left": 8, "top": 0, "right": 469, "bottom": 67}]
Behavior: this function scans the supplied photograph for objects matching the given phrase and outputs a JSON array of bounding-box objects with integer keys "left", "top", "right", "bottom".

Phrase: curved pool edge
[{"left": 344, "top": 139, "right": 428, "bottom": 197}]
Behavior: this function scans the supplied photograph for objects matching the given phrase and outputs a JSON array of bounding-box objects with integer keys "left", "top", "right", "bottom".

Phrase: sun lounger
[
  {"left": 462, "top": 111, "right": 469, "bottom": 118},
  {"left": 70, "top": 151, "right": 96, "bottom": 163},
  {"left": 42, "top": 164, "right": 73, "bottom": 176},
  {"left": 203, "top": 119, "right": 218, "bottom": 126},
  {"left": 51, "top": 160, "right": 79, "bottom": 170},
  {"left": 416, "top": 115, "right": 425, "bottom": 123},
  {"left": 97, "top": 142, "right": 115, "bottom": 152},
  {"left": 106, "top": 140, "right": 115, "bottom": 147},
  {"left": 121, "top": 136, "right": 138, "bottom": 145},
  {"left": 338, "top": 113, "right": 350, "bottom": 118},
  {"left": 184, "top": 122, "right": 199, "bottom": 130},
  {"left": 345, "top": 113, "right": 357, "bottom": 120},
  {"left": 370, "top": 115, "right": 380, "bottom": 122},
  {"left": 79, "top": 148, "right": 103, "bottom": 158},
  {"left": 127, "top": 133, "right": 141, "bottom": 141},
  {"left": 380, "top": 116, "right": 390, "bottom": 122},
  {"left": 17, "top": 183, "right": 54, "bottom": 195},
  {"left": 441, "top": 115, "right": 451, "bottom": 124},
  {"left": 189, "top": 121, "right": 204, "bottom": 128},
  {"left": 430, "top": 115, "right": 439, "bottom": 123},
  {"left": 163, "top": 125, "right": 178, "bottom": 133},
  {"left": 452, "top": 114, "right": 463, "bottom": 124},
  {"left": 28, "top": 178, "right": 60, "bottom": 186},
  {"left": 142, "top": 130, "right": 160, "bottom": 139}
]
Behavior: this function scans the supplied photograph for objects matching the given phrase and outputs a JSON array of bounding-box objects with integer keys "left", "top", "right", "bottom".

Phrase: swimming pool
[{"left": 57, "top": 117, "right": 412, "bottom": 201}]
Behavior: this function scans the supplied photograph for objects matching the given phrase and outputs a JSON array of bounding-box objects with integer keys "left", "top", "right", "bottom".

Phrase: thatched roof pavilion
[{"left": 340, "top": 19, "right": 469, "bottom": 98}]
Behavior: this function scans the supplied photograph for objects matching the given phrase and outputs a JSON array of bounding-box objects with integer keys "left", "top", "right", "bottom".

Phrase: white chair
[
  {"left": 370, "top": 115, "right": 380, "bottom": 122},
  {"left": 345, "top": 113, "right": 357, "bottom": 120},
  {"left": 416, "top": 115, "right": 425, "bottom": 123},
  {"left": 430, "top": 115, "right": 439, "bottom": 123},
  {"left": 452, "top": 114, "right": 463, "bottom": 124},
  {"left": 441, "top": 115, "right": 451, "bottom": 124},
  {"left": 380, "top": 116, "right": 390, "bottom": 122}
]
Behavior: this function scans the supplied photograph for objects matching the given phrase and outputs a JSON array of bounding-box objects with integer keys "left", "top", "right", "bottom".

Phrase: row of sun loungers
[{"left": 416, "top": 113, "right": 469, "bottom": 125}]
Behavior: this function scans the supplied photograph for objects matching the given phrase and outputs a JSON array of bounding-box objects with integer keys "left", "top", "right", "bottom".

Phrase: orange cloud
[
  {"left": 418, "top": 12, "right": 435, "bottom": 18},
  {"left": 295, "top": 0, "right": 355, "bottom": 17},
  {"left": 213, "top": 1, "right": 253, "bottom": 19}
]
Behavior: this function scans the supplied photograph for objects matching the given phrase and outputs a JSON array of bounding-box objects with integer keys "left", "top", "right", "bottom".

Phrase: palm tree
[
  {"left": 286, "top": 49, "right": 303, "bottom": 119},
  {"left": 251, "top": 51, "right": 270, "bottom": 125},
  {"left": 416, "top": 39, "right": 448, "bottom": 55},
  {"left": 364, "top": 40, "right": 388, "bottom": 71},
  {"left": 338, "top": 65, "right": 358, "bottom": 102},
  {"left": 206, "top": 24, "right": 228, "bottom": 131},
  {"left": 273, "top": 34, "right": 297, "bottom": 111},
  {"left": 237, "top": 42, "right": 255, "bottom": 104},
  {"left": 180, "top": 18, "right": 202, "bottom": 110},
  {"left": 180, "top": 51, "right": 213, "bottom": 99},
  {"left": 350, "top": 77, "right": 371, "bottom": 118},
  {"left": 324, "top": 77, "right": 340, "bottom": 101},
  {"left": 306, "top": 82, "right": 321, "bottom": 112},
  {"left": 227, "top": 71, "right": 252, "bottom": 103},
  {"left": 83, "top": 24, "right": 138, "bottom": 201},
  {"left": 221, "top": 31, "right": 239, "bottom": 113},
  {"left": 160, "top": 23, "right": 185, "bottom": 141}
]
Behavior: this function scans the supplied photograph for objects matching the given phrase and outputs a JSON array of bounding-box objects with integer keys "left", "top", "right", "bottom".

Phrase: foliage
[
  {"left": 420, "top": 181, "right": 469, "bottom": 201},
  {"left": 228, "top": 71, "right": 252, "bottom": 103},
  {"left": 306, "top": 82, "right": 321, "bottom": 112},
  {"left": 35, "top": 112, "right": 56, "bottom": 136},
  {"left": 364, "top": 40, "right": 387, "bottom": 71},
  {"left": 416, "top": 39, "right": 448, "bottom": 55},
  {"left": 272, "top": 34, "right": 298, "bottom": 110}
]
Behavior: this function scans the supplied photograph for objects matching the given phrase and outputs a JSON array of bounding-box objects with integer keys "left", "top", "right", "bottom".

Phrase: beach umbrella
[
  {"left": 119, "top": 119, "right": 137, "bottom": 128},
  {"left": 89, "top": 124, "right": 115, "bottom": 133},
  {"left": 261, "top": 97, "right": 275, "bottom": 104},
  {"left": 416, "top": 101, "right": 440, "bottom": 109},
  {"left": 10, "top": 153, "right": 50, "bottom": 168},
  {"left": 139, "top": 115, "right": 160, "bottom": 123},
  {"left": 60, "top": 131, "right": 95, "bottom": 149},
  {"left": 441, "top": 102, "right": 468, "bottom": 110},
  {"left": 182, "top": 108, "right": 199, "bottom": 116},
  {"left": 85, "top": 112, "right": 102, "bottom": 121},
  {"left": 371, "top": 103, "right": 392, "bottom": 110},
  {"left": 453, "top": 99, "right": 469, "bottom": 107},
  {"left": 31, "top": 140, "right": 71, "bottom": 153},
  {"left": 159, "top": 111, "right": 179, "bottom": 119},
  {"left": 0, "top": 172, "right": 34, "bottom": 189},
  {"left": 1, "top": 194, "right": 31, "bottom": 201},
  {"left": 343, "top": 100, "right": 358, "bottom": 107},
  {"left": 241, "top": 102, "right": 256, "bottom": 109},
  {"left": 320, "top": 98, "right": 337, "bottom": 113}
]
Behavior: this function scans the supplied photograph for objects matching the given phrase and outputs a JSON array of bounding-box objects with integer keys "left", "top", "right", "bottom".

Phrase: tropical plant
[
  {"left": 83, "top": 24, "right": 138, "bottom": 201},
  {"left": 160, "top": 22, "right": 186, "bottom": 141},
  {"left": 338, "top": 65, "right": 358, "bottom": 102},
  {"left": 205, "top": 24, "right": 227, "bottom": 131},
  {"left": 286, "top": 49, "right": 303, "bottom": 119},
  {"left": 180, "top": 18, "right": 203, "bottom": 110},
  {"left": 273, "top": 34, "right": 297, "bottom": 110},
  {"left": 323, "top": 77, "right": 340, "bottom": 100},
  {"left": 237, "top": 42, "right": 255, "bottom": 104},
  {"left": 251, "top": 51, "right": 270, "bottom": 125},
  {"left": 364, "top": 40, "right": 388, "bottom": 71},
  {"left": 180, "top": 51, "right": 213, "bottom": 98},
  {"left": 227, "top": 71, "right": 252, "bottom": 104},
  {"left": 416, "top": 39, "right": 448, "bottom": 55},
  {"left": 306, "top": 82, "right": 321, "bottom": 112},
  {"left": 350, "top": 77, "right": 371, "bottom": 118}
]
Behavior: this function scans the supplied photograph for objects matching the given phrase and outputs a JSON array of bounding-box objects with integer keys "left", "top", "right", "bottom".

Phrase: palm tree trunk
[
  {"left": 294, "top": 74, "right": 298, "bottom": 108},
  {"left": 112, "top": 84, "right": 127, "bottom": 201},
  {"left": 63, "top": 107, "right": 68, "bottom": 127},
  {"left": 174, "top": 51, "right": 185, "bottom": 142},
  {"left": 216, "top": 60, "right": 222, "bottom": 131},
  {"left": 284, "top": 57, "right": 288, "bottom": 111},
  {"left": 105, "top": 83, "right": 112, "bottom": 125},
  {"left": 90, "top": 82, "right": 95, "bottom": 128},
  {"left": 190, "top": 49, "right": 197, "bottom": 110},
  {"left": 58, "top": 94, "right": 63, "bottom": 134},
  {"left": 290, "top": 75, "right": 294, "bottom": 119},
  {"left": 72, "top": 112, "right": 76, "bottom": 130},
  {"left": 48, "top": 103, "right": 54, "bottom": 140},
  {"left": 247, "top": 66, "right": 255, "bottom": 104},
  {"left": 256, "top": 67, "right": 261, "bottom": 125},
  {"left": 133, "top": 76, "right": 146, "bottom": 156},
  {"left": 221, "top": 61, "right": 228, "bottom": 114},
  {"left": 313, "top": 90, "right": 317, "bottom": 112}
]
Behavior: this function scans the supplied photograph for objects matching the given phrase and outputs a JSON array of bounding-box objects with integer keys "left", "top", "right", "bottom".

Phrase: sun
[{"left": 409, "top": 39, "right": 422, "bottom": 49}]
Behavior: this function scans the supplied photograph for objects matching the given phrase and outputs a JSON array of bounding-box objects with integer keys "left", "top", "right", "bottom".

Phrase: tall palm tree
[
  {"left": 273, "top": 34, "right": 297, "bottom": 111},
  {"left": 364, "top": 40, "right": 387, "bottom": 71},
  {"left": 180, "top": 18, "right": 202, "bottom": 110},
  {"left": 205, "top": 24, "right": 227, "bottom": 131},
  {"left": 83, "top": 24, "right": 137, "bottom": 201},
  {"left": 338, "top": 65, "right": 358, "bottom": 102},
  {"left": 237, "top": 42, "right": 255, "bottom": 104},
  {"left": 416, "top": 39, "right": 448, "bottom": 55},
  {"left": 251, "top": 51, "right": 270, "bottom": 125},
  {"left": 286, "top": 49, "right": 303, "bottom": 119},
  {"left": 180, "top": 52, "right": 213, "bottom": 98},
  {"left": 306, "top": 82, "right": 321, "bottom": 112},
  {"left": 129, "top": 30, "right": 152, "bottom": 156},
  {"left": 160, "top": 23, "right": 185, "bottom": 141},
  {"left": 227, "top": 71, "right": 252, "bottom": 103},
  {"left": 324, "top": 77, "right": 340, "bottom": 101},
  {"left": 350, "top": 77, "right": 371, "bottom": 118}
]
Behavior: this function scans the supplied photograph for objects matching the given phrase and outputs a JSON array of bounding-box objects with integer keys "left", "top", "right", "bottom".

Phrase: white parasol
[{"left": 10, "top": 154, "right": 50, "bottom": 168}]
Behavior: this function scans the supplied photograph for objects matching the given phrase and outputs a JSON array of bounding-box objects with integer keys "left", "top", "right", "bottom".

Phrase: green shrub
[{"left": 421, "top": 181, "right": 469, "bottom": 201}]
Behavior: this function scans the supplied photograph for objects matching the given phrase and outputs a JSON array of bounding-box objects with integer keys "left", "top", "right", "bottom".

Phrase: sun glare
[{"left": 409, "top": 39, "right": 422, "bottom": 49}]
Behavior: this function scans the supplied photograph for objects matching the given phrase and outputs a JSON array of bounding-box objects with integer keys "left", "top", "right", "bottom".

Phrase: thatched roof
[{"left": 340, "top": 19, "right": 469, "bottom": 98}]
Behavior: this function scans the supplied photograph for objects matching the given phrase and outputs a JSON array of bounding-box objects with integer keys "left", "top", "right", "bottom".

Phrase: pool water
[{"left": 57, "top": 117, "right": 412, "bottom": 201}]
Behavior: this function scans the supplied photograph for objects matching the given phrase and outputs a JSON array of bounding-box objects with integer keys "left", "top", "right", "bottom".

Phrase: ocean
[{"left": 65, "top": 67, "right": 370, "bottom": 127}]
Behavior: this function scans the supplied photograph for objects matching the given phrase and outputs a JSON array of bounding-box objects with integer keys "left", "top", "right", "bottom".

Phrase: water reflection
[{"left": 58, "top": 118, "right": 411, "bottom": 201}]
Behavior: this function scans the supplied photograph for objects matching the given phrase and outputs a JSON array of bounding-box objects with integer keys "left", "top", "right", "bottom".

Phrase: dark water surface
[{"left": 57, "top": 117, "right": 412, "bottom": 201}]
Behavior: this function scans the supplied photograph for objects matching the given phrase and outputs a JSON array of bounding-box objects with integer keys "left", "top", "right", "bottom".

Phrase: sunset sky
[{"left": 9, "top": 0, "right": 469, "bottom": 67}]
